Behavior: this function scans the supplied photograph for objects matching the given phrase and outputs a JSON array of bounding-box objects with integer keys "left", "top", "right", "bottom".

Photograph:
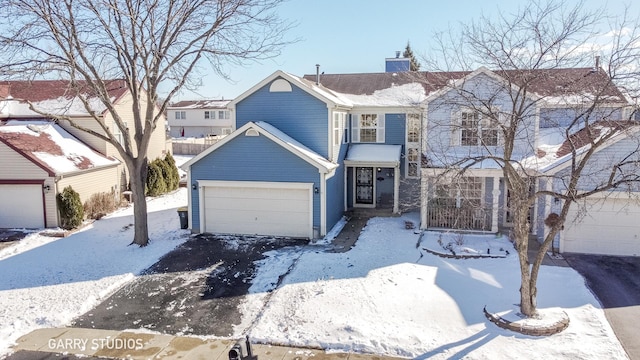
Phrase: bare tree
[
  {"left": 0, "top": 0, "right": 294, "bottom": 246},
  {"left": 420, "top": 0, "right": 640, "bottom": 317}
]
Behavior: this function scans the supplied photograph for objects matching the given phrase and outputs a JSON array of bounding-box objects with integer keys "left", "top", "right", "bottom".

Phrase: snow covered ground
[
  {"left": 0, "top": 189, "right": 191, "bottom": 356},
  {"left": 0, "top": 184, "right": 628, "bottom": 359},
  {"left": 246, "top": 214, "right": 628, "bottom": 359}
]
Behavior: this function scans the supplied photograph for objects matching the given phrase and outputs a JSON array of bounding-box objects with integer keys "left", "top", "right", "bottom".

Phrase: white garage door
[
  {"left": 563, "top": 195, "right": 640, "bottom": 256},
  {"left": 201, "top": 181, "right": 312, "bottom": 238},
  {"left": 0, "top": 184, "right": 45, "bottom": 228}
]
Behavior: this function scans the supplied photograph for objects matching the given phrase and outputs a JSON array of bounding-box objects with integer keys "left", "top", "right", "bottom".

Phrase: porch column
[
  {"left": 393, "top": 165, "right": 400, "bottom": 214},
  {"left": 491, "top": 176, "right": 500, "bottom": 232}
]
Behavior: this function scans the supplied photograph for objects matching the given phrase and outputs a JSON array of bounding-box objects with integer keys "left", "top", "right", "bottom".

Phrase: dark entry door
[{"left": 355, "top": 167, "right": 374, "bottom": 204}]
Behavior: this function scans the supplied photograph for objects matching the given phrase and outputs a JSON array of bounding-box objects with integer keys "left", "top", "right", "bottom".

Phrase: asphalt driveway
[
  {"left": 71, "top": 234, "right": 306, "bottom": 337},
  {"left": 564, "top": 254, "right": 640, "bottom": 360}
]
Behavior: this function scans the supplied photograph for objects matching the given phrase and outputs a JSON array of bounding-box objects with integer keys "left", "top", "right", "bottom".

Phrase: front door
[{"left": 355, "top": 167, "right": 374, "bottom": 205}]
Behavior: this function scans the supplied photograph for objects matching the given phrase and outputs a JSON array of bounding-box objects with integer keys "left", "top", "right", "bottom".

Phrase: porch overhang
[
  {"left": 345, "top": 144, "right": 402, "bottom": 214},
  {"left": 344, "top": 144, "right": 402, "bottom": 167}
]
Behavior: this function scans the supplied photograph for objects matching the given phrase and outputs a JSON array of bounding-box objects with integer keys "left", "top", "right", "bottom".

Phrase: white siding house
[{"left": 168, "top": 100, "right": 233, "bottom": 138}]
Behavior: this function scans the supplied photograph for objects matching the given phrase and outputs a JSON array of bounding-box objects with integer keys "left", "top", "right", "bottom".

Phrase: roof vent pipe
[
  {"left": 396, "top": 51, "right": 401, "bottom": 58},
  {"left": 594, "top": 55, "right": 600, "bottom": 71},
  {"left": 315, "top": 64, "right": 320, "bottom": 85}
]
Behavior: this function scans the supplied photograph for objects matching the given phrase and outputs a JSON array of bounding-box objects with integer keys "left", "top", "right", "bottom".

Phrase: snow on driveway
[
  {"left": 0, "top": 189, "right": 190, "bottom": 356},
  {"left": 247, "top": 214, "right": 628, "bottom": 359}
]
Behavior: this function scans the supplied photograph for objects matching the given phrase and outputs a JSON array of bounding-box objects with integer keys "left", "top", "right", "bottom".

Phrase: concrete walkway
[{"left": 11, "top": 328, "right": 405, "bottom": 360}]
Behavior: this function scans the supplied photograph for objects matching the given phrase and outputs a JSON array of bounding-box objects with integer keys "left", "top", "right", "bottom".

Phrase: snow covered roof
[
  {"left": 0, "top": 120, "right": 119, "bottom": 175},
  {"left": 0, "top": 80, "right": 128, "bottom": 117},
  {"left": 522, "top": 121, "right": 638, "bottom": 173},
  {"left": 168, "top": 99, "right": 231, "bottom": 109},
  {"left": 344, "top": 144, "right": 402, "bottom": 166},
  {"left": 304, "top": 67, "right": 628, "bottom": 106}
]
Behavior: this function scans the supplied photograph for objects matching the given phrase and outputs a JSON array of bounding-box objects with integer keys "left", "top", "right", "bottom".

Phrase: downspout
[{"left": 186, "top": 169, "right": 193, "bottom": 232}]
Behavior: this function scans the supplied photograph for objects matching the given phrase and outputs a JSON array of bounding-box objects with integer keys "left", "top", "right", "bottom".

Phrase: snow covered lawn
[
  {"left": 0, "top": 189, "right": 190, "bottom": 356},
  {"left": 247, "top": 214, "right": 627, "bottom": 359}
]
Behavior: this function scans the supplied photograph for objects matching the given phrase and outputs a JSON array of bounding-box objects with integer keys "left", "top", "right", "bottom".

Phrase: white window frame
[
  {"left": 352, "top": 113, "right": 385, "bottom": 143},
  {"left": 218, "top": 110, "right": 229, "bottom": 120},
  {"left": 113, "top": 121, "right": 127, "bottom": 145},
  {"left": 332, "top": 111, "right": 347, "bottom": 146},
  {"left": 457, "top": 109, "right": 500, "bottom": 147},
  {"left": 221, "top": 127, "right": 233, "bottom": 135},
  {"left": 175, "top": 111, "right": 186, "bottom": 120},
  {"left": 204, "top": 111, "right": 215, "bottom": 119},
  {"left": 406, "top": 113, "right": 421, "bottom": 178}
]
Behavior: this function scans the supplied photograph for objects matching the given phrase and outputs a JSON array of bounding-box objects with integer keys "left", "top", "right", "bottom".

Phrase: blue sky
[{"left": 176, "top": 0, "right": 638, "bottom": 100}]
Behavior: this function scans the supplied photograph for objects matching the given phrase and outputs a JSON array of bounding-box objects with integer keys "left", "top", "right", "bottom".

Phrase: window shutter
[
  {"left": 450, "top": 110, "right": 460, "bottom": 146},
  {"left": 377, "top": 116, "right": 385, "bottom": 143},
  {"left": 352, "top": 114, "right": 360, "bottom": 142}
]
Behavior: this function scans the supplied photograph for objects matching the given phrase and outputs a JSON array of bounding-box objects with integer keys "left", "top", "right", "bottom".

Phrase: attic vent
[
  {"left": 269, "top": 79, "right": 292, "bottom": 92},
  {"left": 245, "top": 128, "right": 259, "bottom": 137}
]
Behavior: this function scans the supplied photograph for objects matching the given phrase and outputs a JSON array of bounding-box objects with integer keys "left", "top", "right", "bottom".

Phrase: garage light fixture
[
  {"left": 192, "top": 183, "right": 197, "bottom": 190},
  {"left": 314, "top": 187, "right": 319, "bottom": 194},
  {"left": 43, "top": 184, "right": 51, "bottom": 193}
]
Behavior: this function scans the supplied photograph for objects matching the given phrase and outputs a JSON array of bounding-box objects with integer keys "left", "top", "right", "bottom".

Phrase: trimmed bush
[
  {"left": 84, "top": 191, "right": 119, "bottom": 220},
  {"left": 146, "top": 161, "right": 167, "bottom": 196},
  {"left": 164, "top": 153, "right": 180, "bottom": 191},
  {"left": 57, "top": 186, "right": 84, "bottom": 229},
  {"left": 156, "top": 158, "right": 175, "bottom": 192}
]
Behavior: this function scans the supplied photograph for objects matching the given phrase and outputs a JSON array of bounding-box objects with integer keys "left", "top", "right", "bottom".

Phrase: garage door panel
[
  {"left": 201, "top": 182, "right": 312, "bottom": 238},
  {"left": 206, "top": 187, "right": 308, "bottom": 201},
  {"left": 0, "top": 184, "right": 45, "bottom": 228},
  {"left": 209, "top": 209, "right": 309, "bottom": 224},
  {"left": 564, "top": 197, "right": 640, "bottom": 255},
  {"left": 204, "top": 197, "right": 309, "bottom": 213}
]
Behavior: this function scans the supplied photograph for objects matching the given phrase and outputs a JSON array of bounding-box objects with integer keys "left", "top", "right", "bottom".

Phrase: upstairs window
[
  {"left": 352, "top": 113, "right": 385, "bottom": 143},
  {"left": 113, "top": 121, "right": 127, "bottom": 145},
  {"left": 204, "top": 111, "right": 215, "bottom": 119},
  {"left": 175, "top": 111, "right": 186, "bottom": 120},
  {"left": 453, "top": 110, "right": 500, "bottom": 146},
  {"left": 218, "top": 110, "right": 230, "bottom": 119},
  {"left": 460, "top": 111, "right": 480, "bottom": 146},
  {"left": 333, "top": 112, "right": 345, "bottom": 146}
]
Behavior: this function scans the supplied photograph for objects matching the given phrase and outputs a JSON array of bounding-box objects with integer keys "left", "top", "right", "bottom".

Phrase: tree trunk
[
  {"left": 513, "top": 209, "right": 537, "bottom": 317},
  {"left": 129, "top": 158, "right": 149, "bottom": 247}
]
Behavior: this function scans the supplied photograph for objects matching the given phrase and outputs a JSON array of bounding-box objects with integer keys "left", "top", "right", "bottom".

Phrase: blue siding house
[
  {"left": 182, "top": 68, "right": 422, "bottom": 239},
  {"left": 182, "top": 60, "right": 640, "bottom": 255}
]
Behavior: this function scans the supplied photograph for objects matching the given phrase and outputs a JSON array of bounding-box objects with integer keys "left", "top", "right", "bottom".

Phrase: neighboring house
[
  {"left": 418, "top": 67, "right": 639, "bottom": 256},
  {"left": 182, "top": 56, "right": 640, "bottom": 255},
  {"left": 0, "top": 80, "right": 168, "bottom": 190},
  {"left": 531, "top": 121, "right": 640, "bottom": 255},
  {"left": 167, "top": 100, "right": 233, "bottom": 138},
  {"left": 0, "top": 121, "right": 120, "bottom": 228}
]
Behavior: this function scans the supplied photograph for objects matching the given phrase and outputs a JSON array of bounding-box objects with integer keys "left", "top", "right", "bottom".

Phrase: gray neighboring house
[{"left": 168, "top": 100, "right": 233, "bottom": 138}]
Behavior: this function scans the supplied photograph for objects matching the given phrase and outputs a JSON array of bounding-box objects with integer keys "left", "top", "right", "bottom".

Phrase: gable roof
[
  {"left": 304, "top": 67, "right": 627, "bottom": 105},
  {"left": 0, "top": 80, "right": 129, "bottom": 117},
  {"left": 182, "top": 121, "right": 337, "bottom": 173},
  {"left": 169, "top": 99, "right": 231, "bottom": 109},
  {"left": 228, "top": 70, "right": 352, "bottom": 109},
  {"left": 0, "top": 120, "right": 120, "bottom": 176}
]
